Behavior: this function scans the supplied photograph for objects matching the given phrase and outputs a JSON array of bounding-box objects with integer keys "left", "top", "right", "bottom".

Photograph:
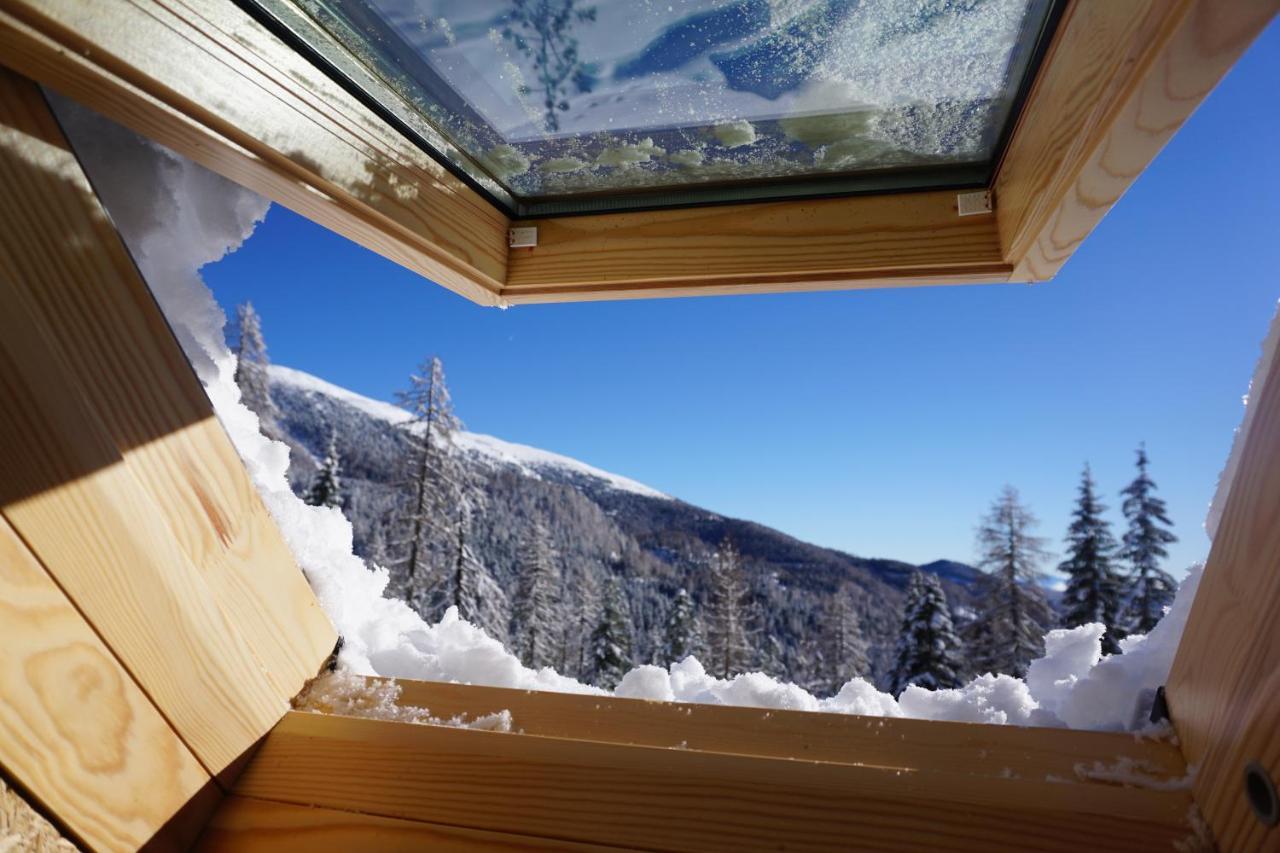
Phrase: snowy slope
[{"left": 270, "top": 365, "right": 670, "bottom": 501}]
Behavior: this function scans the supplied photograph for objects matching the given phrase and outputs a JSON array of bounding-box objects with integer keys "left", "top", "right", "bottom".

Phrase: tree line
[{"left": 234, "top": 302, "right": 1180, "bottom": 695}]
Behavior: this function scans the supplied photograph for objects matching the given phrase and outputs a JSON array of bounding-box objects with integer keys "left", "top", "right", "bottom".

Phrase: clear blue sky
[{"left": 205, "top": 21, "right": 1279, "bottom": 579}]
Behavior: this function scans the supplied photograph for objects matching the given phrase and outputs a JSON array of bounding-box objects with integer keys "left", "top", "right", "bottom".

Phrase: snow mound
[{"left": 269, "top": 364, "right": 671, "bottom": 500}]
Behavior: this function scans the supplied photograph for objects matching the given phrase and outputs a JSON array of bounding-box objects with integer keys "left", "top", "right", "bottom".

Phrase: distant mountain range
[{"left": 270, "top": 365, "right": 983, "bottom": 690}]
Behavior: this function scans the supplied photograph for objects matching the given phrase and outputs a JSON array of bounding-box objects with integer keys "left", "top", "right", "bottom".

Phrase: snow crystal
[
  {"left": 296, "top": 669, "right": 512, "bottom": 731},
  {"left": 60, "top": 96, "right": 1233, "bottom": 736}
]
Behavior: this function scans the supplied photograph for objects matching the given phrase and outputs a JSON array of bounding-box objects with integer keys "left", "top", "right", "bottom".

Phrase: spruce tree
[
  {"left": 591, "top": 576, "right": 634, "bottom": 689},
  {"left": 232, "top": 301, "right": 280, "bottom": 437},
  {"left": 304, "top": 429, "right": 344, "bottom": 509},
  {"left": 824, "top": 590, "right": 871, "bottom": 693},
  {"left": 511, "top": 521, "right": 561, "bottom": 668},
  {"left": 706, "top": 537, "right": 749, "bottom": 679},
  {"left": 389, "top": 356, "right": 464, "bottom": 608},
  {"left": 974, "top": 485, "right": 1053, "bottom": 678},
  {"left": 1059, "top": 464, "right": 1124, "bottom": 653},
  {"left": 889, "top": 572, "right": 965, "bottom": 696},
  {"left": 661, "top": 587, "right": 698, "bottom": 665},
  {"left": 1119, "top": 444, "right": 1179, "bottom": 633}
]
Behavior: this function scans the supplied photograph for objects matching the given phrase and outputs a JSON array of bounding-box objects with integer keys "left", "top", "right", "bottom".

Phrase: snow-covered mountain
[{"left": 268, "top": 364, "right": 982, "bottom": 689}]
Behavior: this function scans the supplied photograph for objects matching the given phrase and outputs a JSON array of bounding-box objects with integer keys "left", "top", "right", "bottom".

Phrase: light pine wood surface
[
  {"left": 0, "top": 515, "right": 210, "bottom": 852},
  {"left": 1168, "top": 327, "right": 1280, "bottom": 850},
  {"left": 200, "top": 796, "right": 625, "bottom": 852},
  {"left": 387, "top": 677, "right": 1187, "bottom": 779},
  {"left": 995, "top": 0, "right": 1280, "bottom": 281},
  {"left": 232, "top": 711, "right": 1197, "bottom": 852}
]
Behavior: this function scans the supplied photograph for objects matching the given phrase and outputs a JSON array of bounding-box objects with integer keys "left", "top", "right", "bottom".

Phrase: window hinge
[
  {"left": 957, "top": 190, "right": 993, "bottom": 216},
  {"left": 508, "top": 226, "right": 538, "bottom": 249}
]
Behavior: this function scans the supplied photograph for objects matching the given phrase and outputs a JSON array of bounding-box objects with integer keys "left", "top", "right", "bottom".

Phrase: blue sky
[{"left": 205, "top": 21, "right": 1279, "bottom": 579}]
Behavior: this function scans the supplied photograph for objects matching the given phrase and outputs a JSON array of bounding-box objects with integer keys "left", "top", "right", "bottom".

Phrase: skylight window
[{"left": 244, "top": 0, "right": 1059, "bottom": 214}]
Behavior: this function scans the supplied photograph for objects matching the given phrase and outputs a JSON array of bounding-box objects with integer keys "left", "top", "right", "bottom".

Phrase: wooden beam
[
  {"left": 995, "top": 0, "right": 1280, "bottom": 280},
  {"left": 0, "top": 0, "right": 508, "bottom": 305},
  {"left": 504, "top": 190, "right": 1010, "bottom": 302},
  {"left": 0, "top": 67, "right": 322, "bottom": 779},
  {"left": 380, "top": 677, "right": 1187, "bottom": 779},
  {"left": 199, "top": 796, "right": 623, "bottom": 852},
  {"left": 0, "top": 68, "right": 336, "bottom": 706},
  {"left": 0, "top": 514, "right": 211, "bottom": 852},
  {"left": 1167, "top": 330, "right": 1280, "bottom": 848},
  {"left": 235, "top": 711, "right": 1196, "bottom": 852}
]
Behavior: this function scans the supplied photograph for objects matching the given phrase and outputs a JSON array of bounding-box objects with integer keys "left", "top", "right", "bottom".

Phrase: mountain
[{"left": 269, "top": 365, "right": 982, "bottom": 692}]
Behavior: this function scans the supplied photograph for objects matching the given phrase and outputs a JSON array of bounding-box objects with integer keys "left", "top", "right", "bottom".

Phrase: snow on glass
[
  {"left": 276, "top": 0, "right": 1049, "bottom": 198},
  {"left": 53, "top": 95, "right": 1276, "bottom": 733}
]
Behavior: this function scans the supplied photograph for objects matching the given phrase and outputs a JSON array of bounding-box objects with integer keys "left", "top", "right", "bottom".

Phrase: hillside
[{"left": 269, "top": 365, "right": 982, "bottom": 691}]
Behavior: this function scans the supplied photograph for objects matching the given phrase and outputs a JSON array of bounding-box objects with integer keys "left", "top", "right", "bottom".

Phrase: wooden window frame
[
  {"left": 1, "top": 0, "right": 1274, "bottom": 305},
  {"left": 1, "top": 0, "right": 1278, "bottom": 850}
]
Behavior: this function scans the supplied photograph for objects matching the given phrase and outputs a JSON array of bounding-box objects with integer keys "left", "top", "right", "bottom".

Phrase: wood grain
[
  {"left": 199, "top": 797, "right": 626, "bottom": 852},
  {"left": 1167, "top": 329, "right": 1280, "bottom": 849},
  {"left": 506, "top": 190, "right": 1010, "bottom": 301},
  {"left": 0, "top": 68, "right": 335, "bottom": 705},
  {"left": 0, "top": 0, "right": 507, "bottom": 304},
  {"left": 0, "top": 515, "right": 210, "bottom": 852},
  {"left": 236, "top": 711, "right": 1197, "bottom": 852},
  {"left": 995, "top": 0, "right": 1280, "bottom": 280},
  {"left": 385, "top": 677, "right": 1187, "bottom": 779}
]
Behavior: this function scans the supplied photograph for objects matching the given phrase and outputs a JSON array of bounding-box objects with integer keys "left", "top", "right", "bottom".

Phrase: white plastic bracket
[
  {"left": 957, "top": 190, "right": 993, "bottom": 217},
  {"left": 508, "top": 226, "right": 538, "bottom": 248}
]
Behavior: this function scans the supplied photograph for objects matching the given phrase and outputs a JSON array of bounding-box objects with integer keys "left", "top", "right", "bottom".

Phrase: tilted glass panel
[{"left": 253, "top": 0, "right": 1056, "bottom": 213}]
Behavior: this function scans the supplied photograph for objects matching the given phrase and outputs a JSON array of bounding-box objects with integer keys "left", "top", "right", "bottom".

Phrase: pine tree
[
  {"left": 511, "top": 521, "right": 561, "bottom": 668},
  {"left": 1119, "top": 444, "right": 1179, "bottom": 633},
  {"left": 889, "top": 572, "right": 965, "bottom": 696},
  {"left": 590, "top": 576, "right": 634, "bottom": 689},
  {"left": 388, "top": 356, "right": 464, "bottom": 609},
  {"left": 824, "top": 590, "right": 871, "bottom": 693},
  {"left": 569, "top": 565, "right": 602, "bottom": 677},
  {"left": 1059, "top": 464, "right": 1124, "bottom": 653},
  {"left": 304, "top": 429, "right": 344, "bottom": 509},
  {"left": 706, "top": 537, "right": 750, "bottom": 679},
  {"left": 973, "top": 485, "right": 1053, "bottom": 678},
  {"left": 661, "top": 587, "right": 698, "bottom": 664},
  {"left": 232, "top": 301, "right": 280, "bottom": 437},
  {"left": 447, "top": 496, "right": 508, "bottom": 640}
]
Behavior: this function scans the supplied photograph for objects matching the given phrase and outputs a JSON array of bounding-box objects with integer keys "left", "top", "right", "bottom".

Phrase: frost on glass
[{"left": 288, "top": 0, "right": 1050, "bottom": 199}]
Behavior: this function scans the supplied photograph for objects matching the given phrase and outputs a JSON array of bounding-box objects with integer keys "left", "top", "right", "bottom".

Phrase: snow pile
[
  {"left": 59, "top": 98, "right": 1241, "bottom": 733},
  {"left": 295, "top": 669, "right": 512, "bottom": 731}
]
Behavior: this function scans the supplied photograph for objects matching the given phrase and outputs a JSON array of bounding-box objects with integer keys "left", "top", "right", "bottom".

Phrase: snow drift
[{"left": 54, "top": 95, "right": 1261, "bottom": 732}]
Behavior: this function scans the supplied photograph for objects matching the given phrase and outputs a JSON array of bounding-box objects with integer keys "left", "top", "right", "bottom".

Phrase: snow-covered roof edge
[
  {"left": 269, "top": 364, "right": 671, "bottom": 501},
  {"left": 1205, "top": 300, "right": 1280, "bottom": 540}
]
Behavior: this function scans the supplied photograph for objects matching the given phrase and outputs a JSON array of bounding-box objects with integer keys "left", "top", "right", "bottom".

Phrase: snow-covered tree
[
  {"left": 388, "top": 356, "right": 464, "bottom": 608},
  {"left": 973, "top": 485, "right": 1053, "bottom": 678},
  {"left": 889, "top": 572, "right": 965, "bottom": 696},
  {"left": 823, "top": 590, "right": 871, "bottom": 693},
  {"left": 1059, "top": 464, "right": 1124, "bottom": 653},
  {"left": 511, "top": 521, "right": 562, "bottom": 668},
  {"left": 304, "top": 429, "right": 344, "bottom": 509},
  {"left": 661, "top": 587, "right": 698, "bottom": 664},
  {"left": 1119, "top": 445, "right": 1179, "bottom": 633},
  {"left": 706, "top": 537, "right": 750, "bottom": 678},
  {"left": 590, "top": 576, "right": 634, "bottom": 689},
  {"left": 232, "top": 301, "right": 280, "bottom": 437}
]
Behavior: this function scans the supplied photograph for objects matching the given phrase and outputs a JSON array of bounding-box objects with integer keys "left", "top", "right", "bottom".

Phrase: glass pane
[{"left": 256, "top": 0, "right": 1056, "bottom": 212}]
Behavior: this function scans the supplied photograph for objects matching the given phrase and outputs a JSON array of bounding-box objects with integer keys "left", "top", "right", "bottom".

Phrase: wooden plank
[
  {"left": 995, "top": 0, "right": 1280, "bottom": 280},
  {"left": 236, "top": 711, "right": 1196, "bottom": 852},
  {"left": 199, "top": 797, "right": 626, "bottom": 852},
  {"left": 0, "top": 290, "right": 287, "bottom": 777},
  {"left": 505, "top": 190, "right": 1010, "bottom": 301},
  {"left": 378, "top": 677, "right": 1188, "bottom": 779},
  {"left": 0, "top": 0, "right": 507, "bottom": 305},
  {"left": 1167, "top": 332, "right": 1280, "bottom": 849},
  {"left": 0, "top": 515, "right": 210, "bottom": 852},
  {"left": 0, "top": 67, "right": 336, "bottom": 702}
]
